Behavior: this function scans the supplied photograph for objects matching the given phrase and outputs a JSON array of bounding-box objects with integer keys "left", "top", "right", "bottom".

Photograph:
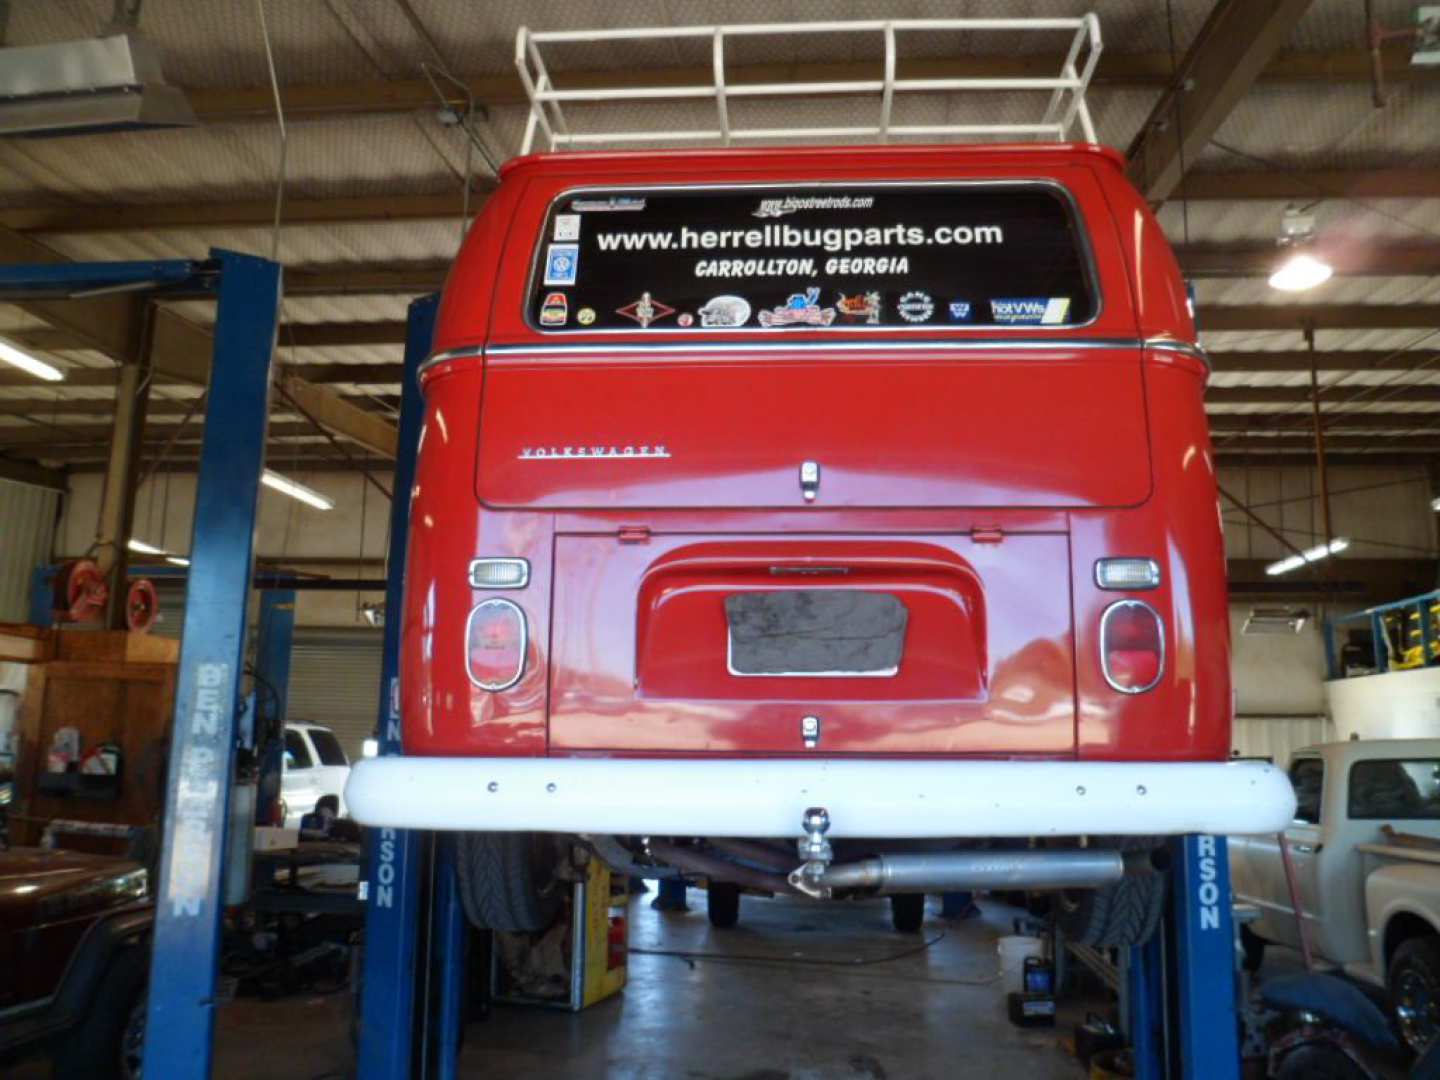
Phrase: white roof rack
[{"left": 515, "top": 16, "right": 1102, "bottom": 155}]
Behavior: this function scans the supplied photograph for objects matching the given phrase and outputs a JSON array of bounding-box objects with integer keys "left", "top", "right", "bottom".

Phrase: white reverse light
[
  {"left": 127, "top": 538, "right": 166, "bottom": 556},
  {"left": 362, "top": 738, "right": 379, "bottom": 758},
  {"left": 1265, "top": 537, "right": 1350, "bottom": 576},
  {"left": 261, "top": 469, "right": 334, "bottom": 511},
  {"left": 1268, "top": 252, "right": 1334, "bottom": 293},
  {"left": 0, "top": 339, "right": 63, "bottom": 382}
]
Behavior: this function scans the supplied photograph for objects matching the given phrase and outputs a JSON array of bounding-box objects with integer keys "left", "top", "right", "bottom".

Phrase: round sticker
[
  {"left": 897, "top": 291, "right": 935, "bottom": 323},
  {"left": 577, "top": 307, "right": 596, "bottom": 325},
  {"left": 677, "top": 313, "right": 695, "bottom": 327}
]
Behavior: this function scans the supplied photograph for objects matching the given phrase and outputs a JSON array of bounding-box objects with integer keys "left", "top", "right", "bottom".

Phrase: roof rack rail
[{"left": 515, "top": 16, "right": 1102, "bottom": 155}]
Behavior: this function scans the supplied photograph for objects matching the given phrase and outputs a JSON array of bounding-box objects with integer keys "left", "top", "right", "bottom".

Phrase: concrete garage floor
[
  {"left": 16, "top": 890, "right": 1095, "bottom": 1078},
  {"left": 211, "top": 889, "right": 1092, "bottom": 1079}
]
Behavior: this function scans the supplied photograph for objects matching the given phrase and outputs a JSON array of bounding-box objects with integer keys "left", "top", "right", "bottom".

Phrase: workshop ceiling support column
[
  {"left": 1126, "top": 0, "right": 1316, "bottom": 204},
  {"left": 94, "top": 318, "right": 154, "bottom": 628},
  {"left": 144, "top": 250, "right": 281, "bottom": 1077}
]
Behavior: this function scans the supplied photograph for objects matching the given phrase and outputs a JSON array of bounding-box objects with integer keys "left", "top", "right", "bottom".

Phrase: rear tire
[
  {"left": 51, "top": 945, "right": 147, "bottom": 1080},
  {"left": 1389, "top": 935, "right": 1440, "bottom": 1055},
  {"left": 891, "top": 893, "right": 926, "bottom": 934},
  {"left": 1057, "top": 847, "right": 1166, "bottom": 949},
  {"left": 1272, "top": 1042, "right": 1371, "bottom": 1080},
  {"left": 707, "top": 881, "right": 740, "bottom": 928},
  {"left": 455, "top": 832, "right": 565, "bottom": 932}
]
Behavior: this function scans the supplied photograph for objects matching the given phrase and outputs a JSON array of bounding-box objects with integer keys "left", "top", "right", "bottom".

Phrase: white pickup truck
[{"left": 1230, "top": 739, "right": 1440, "bottom": 1054}]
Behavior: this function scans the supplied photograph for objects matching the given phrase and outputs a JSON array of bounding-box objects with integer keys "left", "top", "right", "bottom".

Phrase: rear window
[
  {"left": 1349, "top": 758, "right": 1440, "bottom": 820},
  {"left": 527, "top": 184, "right": 1097, "bottom": 333}
]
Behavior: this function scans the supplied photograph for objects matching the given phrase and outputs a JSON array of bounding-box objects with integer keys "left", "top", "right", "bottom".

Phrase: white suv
[{"left": 281, "top": 723, "right": 351, "bottom": 829}]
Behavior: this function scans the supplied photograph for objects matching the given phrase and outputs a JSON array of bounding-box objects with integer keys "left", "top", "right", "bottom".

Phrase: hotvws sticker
[
  {"left": 539, "top": 292, "right": 568, "bottom": 327},
  {"left": 896, "top": 291, "right": 934, "bottom": 323},
  {"left": 698, "top": 295, "right": 752, "bottom": 328},
  {"left": 836, "top": 291, "right": 881, "bottom": 325},
  {"left": 616, "top": 292, "right": 676, "bottom": 328},
  {"left": 543, "top": 243, "right": 579, "bottom": 286},
  {"left": 758, "top": 287, "right": 837, "bottom": 328},
  {"left": 990, "top": 297, "right": 1072, "bottom": 325}
]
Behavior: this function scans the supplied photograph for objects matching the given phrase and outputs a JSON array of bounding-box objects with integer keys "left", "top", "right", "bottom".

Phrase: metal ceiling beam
[
  {"left": 1208, "top": 412, "right": 1440, "bottom": 433},
  {"left": 0, "top": 419, "right": 321, "bottom": 448},
  {"left": 1215, "top": 435, "right": 1440, "bottom": 453},
  {"left": 0, "top": 454, "right": 67, "bottom": 490},
  {"left": 1214, "top": 452, "right": 1439, "bottom": 468},
  {"left": 182, "top": 45, "right": 1435, "bottom": 124},
  {"left": 1209, "top": 386, "right": 1440, "bottom": 406},
  {"left": 1174, "top": 167, "right": 1440, "bottom": 202},
  {"left": 1200, "top": 305, "right": 1440, "bottom": 331},
  {"left": 1126, "top": 0, "right": 1316, "bottom": 204},
  {"left": 1179, "top": 242, "right": 1440, "bottom": 278},
  {"left": 1209, "top": 350, "right": 1440, "bottom": 374},
  {"left": 0, "top": 195, "right": 466, "bottom": 234},
  {"left": 5, "top": 168, "right": 1437, "bottom": 238}
]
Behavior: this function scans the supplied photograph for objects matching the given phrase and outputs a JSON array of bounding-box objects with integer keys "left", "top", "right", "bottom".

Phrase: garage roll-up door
[{"left": 287, "top": 628, "right": 384, "bottom": 763}]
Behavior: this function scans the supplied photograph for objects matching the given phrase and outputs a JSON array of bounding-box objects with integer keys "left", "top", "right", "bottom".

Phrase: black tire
[
  {"left": 707, "top": 882, "right": 740, "bottom": 928},
  {"left": 51, "top": 946, "right": 147, "bottom": 1080},
  {"left": 1389, "top": 935, "right": 1440, "bottom": 1055},
  {"left": 455, "top": 832, "right": 565, "bottom": 932},
  {"left": 1272, "top": 1042, "right": 1371, "bottom": 1080},
  {"left": 1240, "top": 924, "right": 1267, "bottom": 973},
  {"left": 1056, "top": 853, "right": 1166, "bottom": 949},
  {"left": 891, "top": 893, "right": 926, "bottom": 934}
]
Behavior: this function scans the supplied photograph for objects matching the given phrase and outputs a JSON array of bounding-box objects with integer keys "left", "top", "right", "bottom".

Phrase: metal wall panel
[
  {"left": 1232, "top": 713, "right": 1334, "bottom": 764},
  {"left": 286, "top": 628, "right": 383, "bottom": 761},
  {"left": 0, "top": 478, "right": 58, "bottom": 622}
]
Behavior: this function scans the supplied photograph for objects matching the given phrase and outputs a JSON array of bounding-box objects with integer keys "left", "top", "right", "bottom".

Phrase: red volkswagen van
[{"left": 347, "top": 144, "right": 1294, "bottom": 944}]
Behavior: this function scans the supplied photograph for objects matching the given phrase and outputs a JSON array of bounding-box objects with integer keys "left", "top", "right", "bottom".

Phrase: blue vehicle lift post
[
  {"left": 0, "top": 251, "right": 281, "bottom": 1077},
  {"left": 1126, "top": 834, "right": 1242, "bottom": 1079},
  {"left": 356, "top": 293, "right": 468, "bottom": 1079}
]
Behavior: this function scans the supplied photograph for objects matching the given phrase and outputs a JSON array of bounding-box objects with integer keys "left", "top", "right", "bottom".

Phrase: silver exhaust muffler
[{"left": 790, "top": 849, "right": 1125, "bottom": 899}]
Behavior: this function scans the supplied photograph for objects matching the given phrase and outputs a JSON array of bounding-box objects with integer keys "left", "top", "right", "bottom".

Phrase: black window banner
[{"left": 527, "top": 184, "right": 1097, "bottom": 333}]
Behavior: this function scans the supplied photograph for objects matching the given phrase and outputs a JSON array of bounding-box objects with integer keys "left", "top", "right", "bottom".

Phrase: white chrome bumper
[{"left": 346, "top": 757, "right": 1295, "bottom": 839}]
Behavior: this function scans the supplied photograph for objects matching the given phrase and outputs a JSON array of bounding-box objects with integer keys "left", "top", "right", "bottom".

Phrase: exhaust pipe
[
  {"left": 798, "top": 849, "right": 1125, "bottom": 896},
  {"left": 646, "top": 840, "right": 796, "bottom": 894}
]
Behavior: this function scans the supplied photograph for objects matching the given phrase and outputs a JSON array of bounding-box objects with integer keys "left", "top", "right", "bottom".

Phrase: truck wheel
[
  {"left": 1389, "top": 936, "right": 1440, "bottom": 1054},
  {"left": 1240, "top": 924, "right": 1267, "bottom": 973},
  {"left": 1056, "top": 869, "right": 1166, "bottom": 949},
  {"left": 51, "top": 946, "right": 147, "bottom": 1079},
  {"left": 1272, "top": 1042, "right": 1371, "bottom": 1080},
  {"left": 707, "top": 881, "right": 741, "bottom": 928},
  {"left": 890, "top": 893, "right": 925, "bottom": 933},
  {"left": 455, "top": 832, "right": 565, "bottom": 932}
]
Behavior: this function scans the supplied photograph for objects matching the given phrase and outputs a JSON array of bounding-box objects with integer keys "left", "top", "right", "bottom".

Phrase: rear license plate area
[{"left": 725, "top": 590, "right": 907, "bottom": 677}]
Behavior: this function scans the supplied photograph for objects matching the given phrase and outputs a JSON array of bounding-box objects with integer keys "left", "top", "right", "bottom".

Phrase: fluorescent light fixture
[
  {"left": 261, "top": 469, "right": 334, "bottom": 511},
  {"left": 165, "top": 555, "right": 190, "bottom": 567},
  {"left": 1242, "top": 607, "right": 1310, "bottom": 635},
  {"left": 0, "top": 339, "right": 63, "bottom": 382},
  {"left": 1431, "top": 495, "right": 1440, "bottom": 512},
  {"left": 1265, "top": 537, "right": 1350, "bottom": 576},
  {"left": 127, "top": 538, "right": 166, "bottom": 556},
  {"left": 1268, "top": 252, "right": 1333, "bottom": 292}
]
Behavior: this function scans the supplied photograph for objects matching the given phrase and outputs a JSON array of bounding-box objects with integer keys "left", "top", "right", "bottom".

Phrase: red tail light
[
  {"left": 1100, "top": 600, "right": 1164, "bottom": 694},
  {"left": 466, "top": 598, "right": 527, "bottom": 691}
]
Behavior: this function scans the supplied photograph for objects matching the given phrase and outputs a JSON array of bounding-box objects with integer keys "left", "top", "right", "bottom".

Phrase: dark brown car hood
[{"left": 0, "top": 847, "right": 145, "bottom": 926}]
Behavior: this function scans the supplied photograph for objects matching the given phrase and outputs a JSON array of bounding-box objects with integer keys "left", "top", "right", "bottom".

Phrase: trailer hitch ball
[{"left": 791, "top": 807, "right": 834, "bottom": 899}]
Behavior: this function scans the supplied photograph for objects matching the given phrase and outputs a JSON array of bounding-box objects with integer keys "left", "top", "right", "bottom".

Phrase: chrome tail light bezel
[
  {"left": 465, "top": 597, "right": 528, "bottom": 692},
  {"left": 1099, "top": 598, "right": 1165, "bottom": 695}
]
